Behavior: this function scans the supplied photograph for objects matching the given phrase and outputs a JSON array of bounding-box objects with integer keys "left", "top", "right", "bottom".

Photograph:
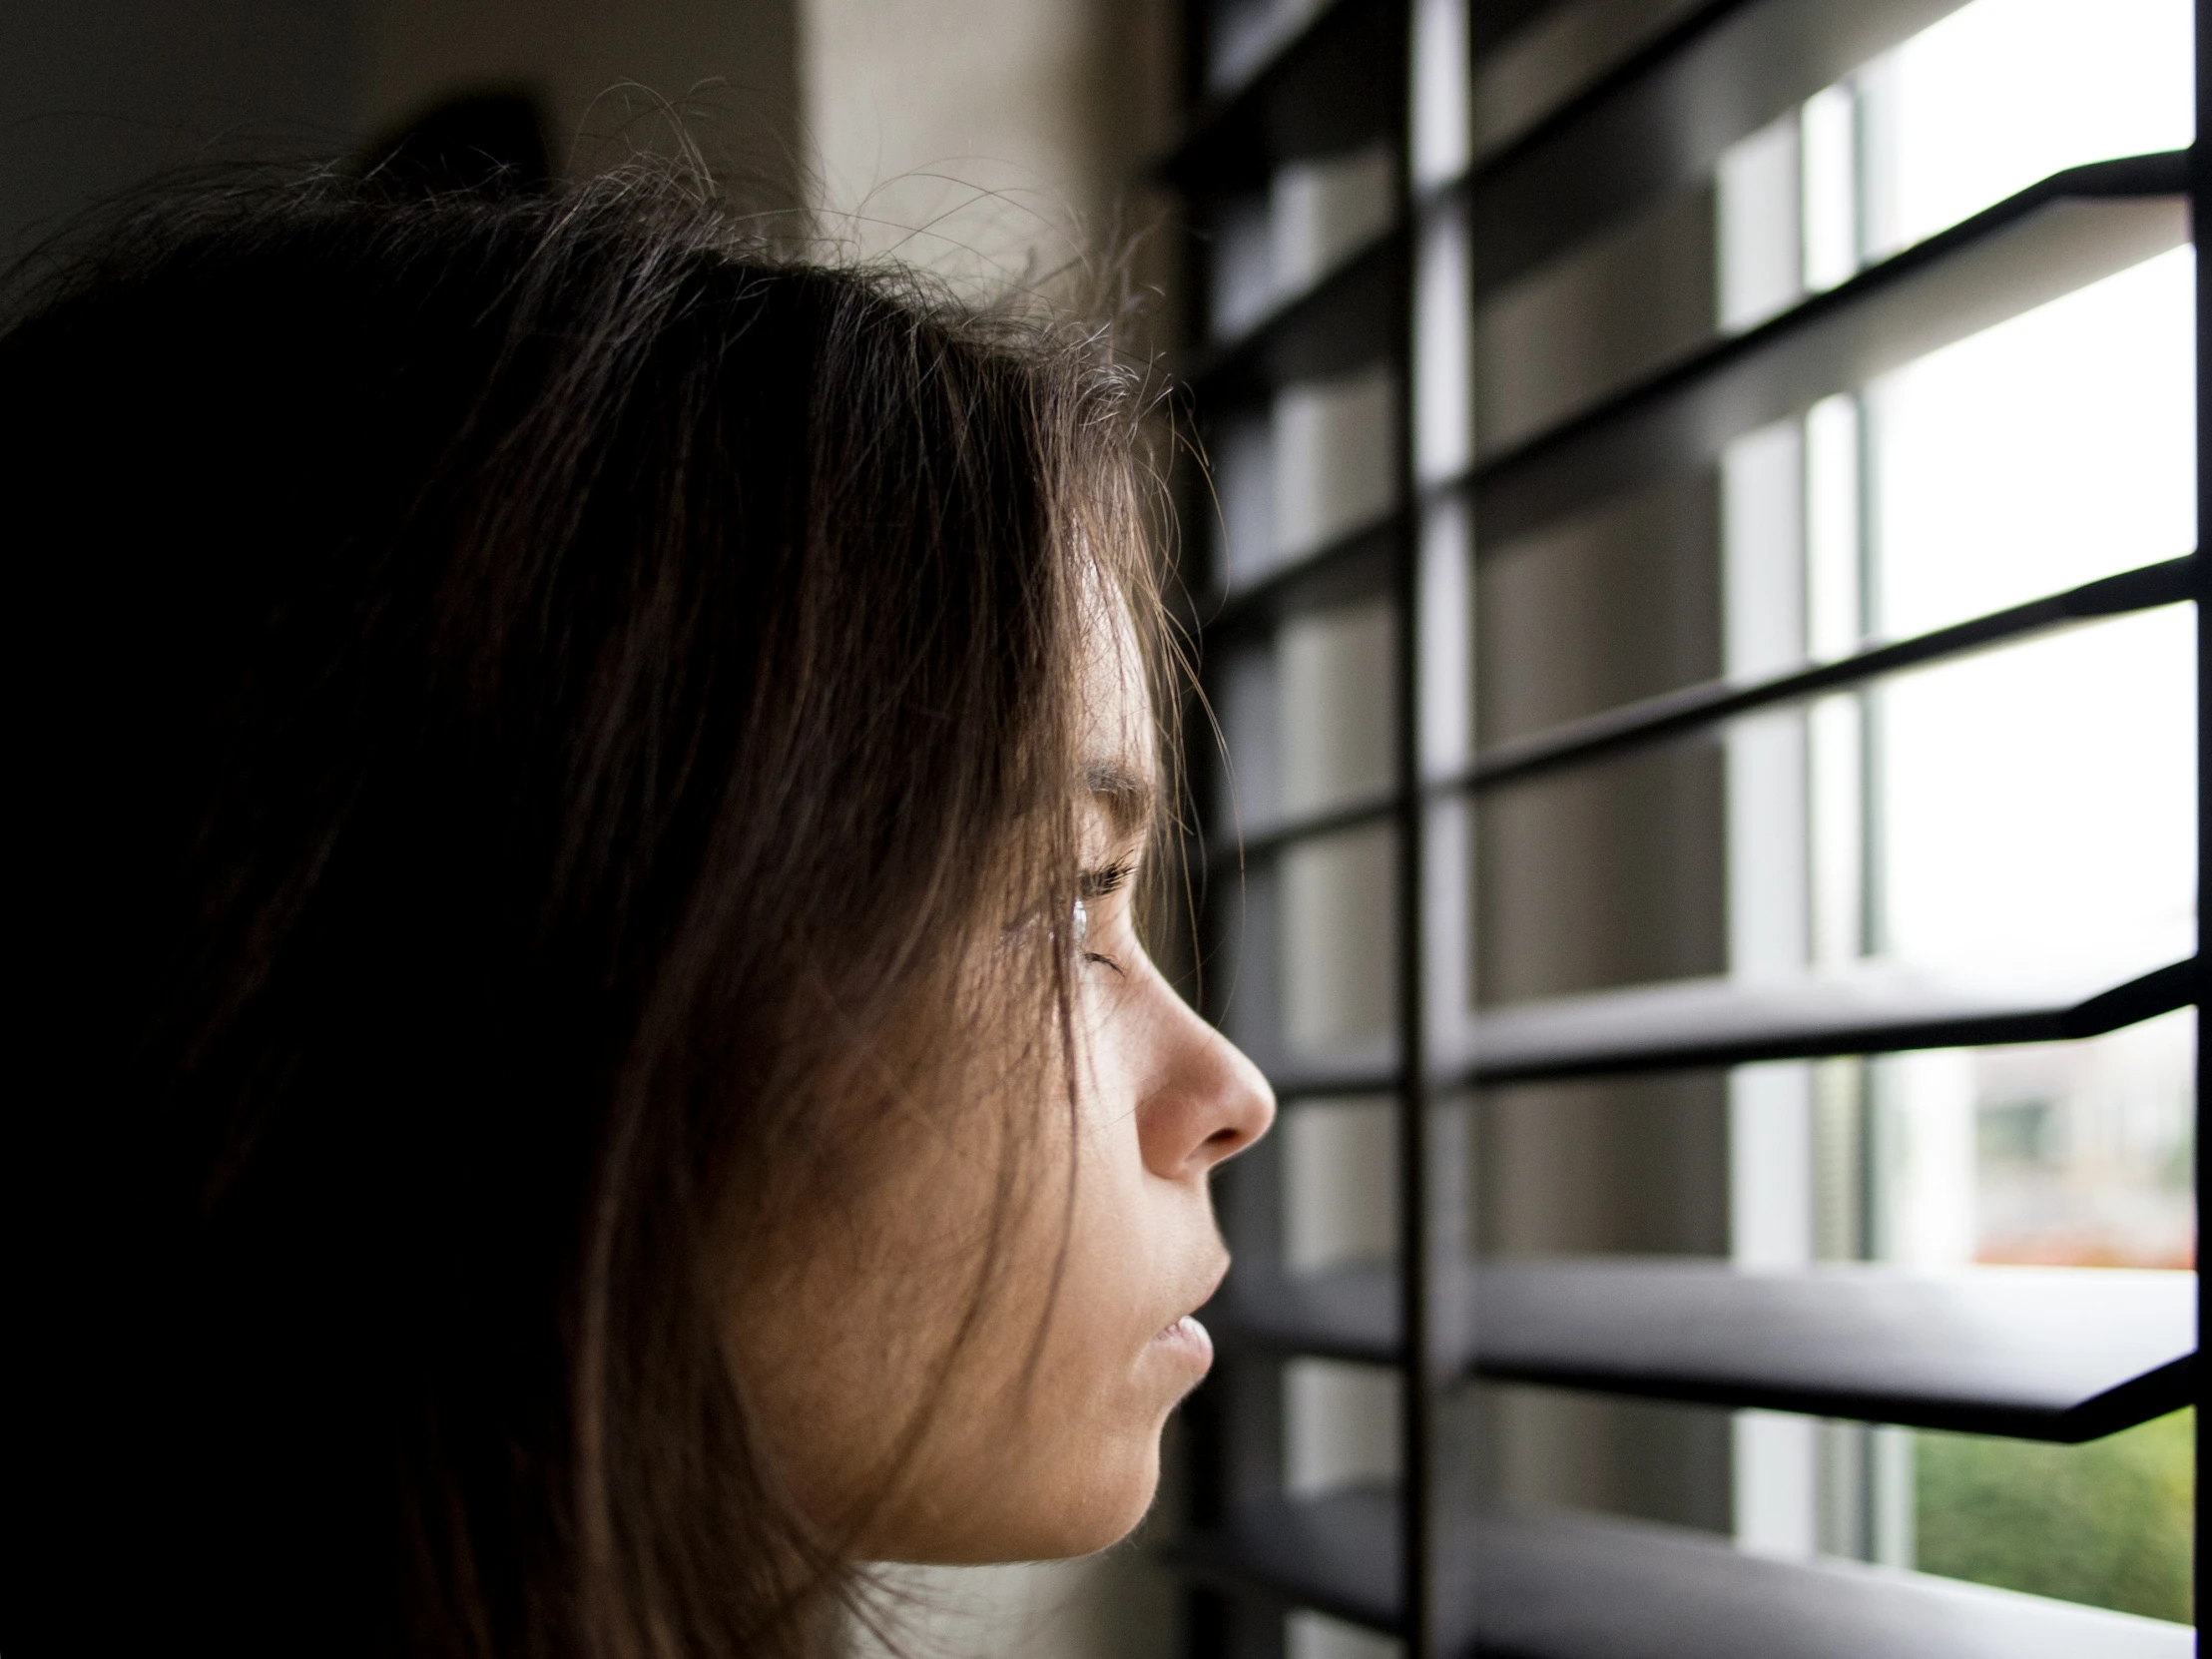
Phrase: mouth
[
  {"left": 1149, "top": 1260, "right": 1229, "bottom": 1374},
  {"left": 1149, "top": 1312, "right": 1215, "bottom": 1372}
]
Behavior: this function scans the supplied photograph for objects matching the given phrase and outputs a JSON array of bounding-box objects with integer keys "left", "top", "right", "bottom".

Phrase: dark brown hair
[{"left": 3, "top": 171, "right": 1165, "bottom": 1658}]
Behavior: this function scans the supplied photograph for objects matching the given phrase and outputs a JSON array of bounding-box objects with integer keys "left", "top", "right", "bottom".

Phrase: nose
[{"left": 1134, "top": 975, "right": 1276, "bottom": 1182}]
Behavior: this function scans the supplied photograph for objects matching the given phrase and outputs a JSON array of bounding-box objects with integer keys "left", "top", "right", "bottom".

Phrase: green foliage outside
[{"left": 1915, "top": 1407, "right": 2193, "bottom": 1624}]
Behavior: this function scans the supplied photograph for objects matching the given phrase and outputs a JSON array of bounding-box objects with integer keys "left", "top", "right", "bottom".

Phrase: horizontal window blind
[{"left": 1164, "top": 2, "right": 2203, "bottom": 1654}]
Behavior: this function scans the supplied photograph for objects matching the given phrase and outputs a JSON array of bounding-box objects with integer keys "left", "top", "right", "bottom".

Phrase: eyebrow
[{"left": 1085, "top": 762, "right": 1156, "bottom": 840}]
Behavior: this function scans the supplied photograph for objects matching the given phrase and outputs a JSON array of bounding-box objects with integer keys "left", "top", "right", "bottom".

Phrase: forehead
[{"left": 1075, "top": 593, "right": 1156, "bottom": 841}]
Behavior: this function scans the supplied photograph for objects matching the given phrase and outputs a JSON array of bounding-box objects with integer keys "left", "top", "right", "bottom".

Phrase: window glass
[
  {"left": 1864, "top": 0, "right": 2192, "bottom": 260},
  {"left": 1872, "top": 248, "right": 2195, "bottom": 636},
  {"left": 1724, "top": 0, "right": 2198, "bottom": 1605}
]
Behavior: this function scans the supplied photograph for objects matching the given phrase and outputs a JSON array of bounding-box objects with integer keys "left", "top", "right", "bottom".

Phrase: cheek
[
  {"left": 724, "top": 1200, "right": 954, "bottom": 1540},
  {"left": 890, "top": 1095, "right": 1190, "bottom": 1559},
  {"left": 1046, "top": 1109, "right": 1168, "bottom": 1389},
  {"left": 945, "top": 1167, "right": 1172, "bottom": 1554},
  {"left": 721, "top": 1111, "right": 1023, "bottom": 1539},
  {"left": 726, "top": 1038, "right": 1195, "bottom": 1564}
]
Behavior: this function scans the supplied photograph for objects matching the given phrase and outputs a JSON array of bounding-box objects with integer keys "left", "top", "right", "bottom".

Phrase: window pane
[
  {"left": 1873, "top": 247, "right": 2195, "bottom": 638},
  {"left": 1915, "top": 1408, "right": 2195, "bottom": 1622},
  {"left": 1867, "top": 0, "right": 2193, "bottom": 260},
  {"left": 1879, "top": 607, "right": 2196, "bottom": 969},
  {"left": 1970, "top": 1011, "right": 2196, "bottom": 1270}
]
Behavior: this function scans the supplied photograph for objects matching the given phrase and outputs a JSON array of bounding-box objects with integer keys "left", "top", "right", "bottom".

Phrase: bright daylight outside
[{"left": 1721, "top": 0, "right": 2194, "bottom": 1621}]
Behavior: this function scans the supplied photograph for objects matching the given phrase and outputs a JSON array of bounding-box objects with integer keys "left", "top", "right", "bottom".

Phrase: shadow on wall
[
  {"left": 357, "top": 88, "right": 551, "bottom": 196},
  {"left": 0, "top": 0, "right": 801, "bottom": 264}
]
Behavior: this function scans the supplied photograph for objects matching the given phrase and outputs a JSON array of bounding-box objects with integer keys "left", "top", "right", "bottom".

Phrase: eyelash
[
  {"left": 1073, "top": 860, "right": 1135, "bottom": 975},
  {"left": 1080, "top": 859, "right": 1133, "bottom": 900}
]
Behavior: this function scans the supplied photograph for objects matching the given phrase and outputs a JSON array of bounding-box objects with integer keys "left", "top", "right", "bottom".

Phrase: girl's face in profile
[{"left": 732, "top": 610, "right": 1276, "bottom": 1564}]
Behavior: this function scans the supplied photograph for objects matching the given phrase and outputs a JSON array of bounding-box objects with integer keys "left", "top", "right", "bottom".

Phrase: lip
[
  {"left": 1150, "top": 1312, "right": 1215, "bottom": 1373},
  {"left": 1150, "top": 1258, "right": 1230, "bottom": 1374}
]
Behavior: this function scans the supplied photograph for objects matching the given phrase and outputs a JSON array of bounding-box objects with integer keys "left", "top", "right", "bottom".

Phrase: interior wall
[
  {"left": 2, "top": 0, "right": 1167, "bottom": 334},
  {"left": 360, "top": 0, "right": 800, "bottom": 201},
  {"left": 799, "top": 0, "right": 1180, "bottom": 328},
  {"left": 0, "top": 0, "right": 358, "bottom": 262},
  {"left": 0, "top": 0, "right": 804, "bottom": 263}
]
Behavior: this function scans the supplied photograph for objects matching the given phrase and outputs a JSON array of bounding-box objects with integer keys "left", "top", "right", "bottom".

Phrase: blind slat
[
  {"left": 1174, "top": 1488, "right": 2195, "bottom": 1655},
  {"left": 1221, "top": 1260, "right": 2197, "bottom": 1440},
  {"left": 1466, "top": 0, "right": 1967, "bottom": 296},
  {"left": 1190, "top": 225, "right": 1405, "bottom": 399},
  {"left": 1207, "top": 553, "right": 2197, "bottom": 866},
  {"left": 1250, "top": 956, "right": 2194, "bottom": 1099},
  {"left": 1161, "top": 0, "right": 1403, "bottom": 193},
  {"left": 1474, "top": 153, "right": 2188, "bottom": 545},
  {"left": 1461, "top": 955, "right": 2195, "bottom": 1085}
]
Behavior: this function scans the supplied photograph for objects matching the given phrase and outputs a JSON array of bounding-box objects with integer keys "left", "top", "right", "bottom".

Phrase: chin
[
  {"left": 1041, "top": 1461, "right": 1162, "bottom": 1558},
  {"left": 921, "top": 1425, "right": 1165, "bottom": 1563}
]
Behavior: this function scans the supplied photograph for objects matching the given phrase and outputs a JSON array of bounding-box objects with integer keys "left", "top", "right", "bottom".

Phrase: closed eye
[
  {"left": 1075, "top": 859, "right": 1135, "bottom": 976},
  {"left": 1079, "top": 859, "right": 1134, "bottom": 900}
]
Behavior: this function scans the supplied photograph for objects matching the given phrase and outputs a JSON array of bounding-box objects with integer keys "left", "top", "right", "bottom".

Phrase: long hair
[{"left": 2, "top": 171, "right": 1165, "bottom": 1658}]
